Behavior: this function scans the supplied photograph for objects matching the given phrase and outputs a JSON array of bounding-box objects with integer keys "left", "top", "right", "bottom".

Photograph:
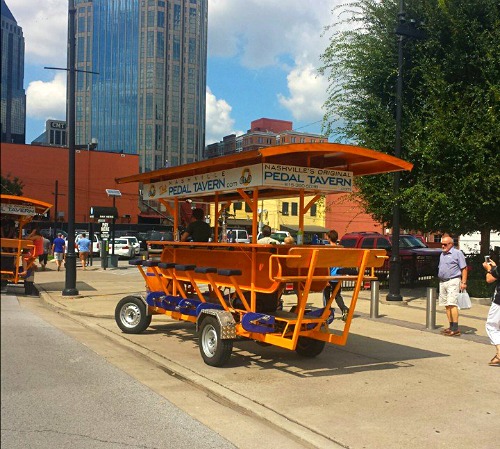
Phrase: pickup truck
[{"left": 339, "top": 232, "right": 441, "bottom": 285}]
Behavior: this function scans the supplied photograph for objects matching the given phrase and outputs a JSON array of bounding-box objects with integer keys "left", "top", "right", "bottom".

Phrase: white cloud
[
  {"left": 205, "top": 87, "right": 242, "bottom": 144},
  {"left": 208, "top": 0, "right": 338, "bottom": 126},
  {"left": 208, "top": 0, "right": 337, "bottom": 69},
  {"left": 26, "top": 72, "right": 66, "bottom": 120},
  {"left": 277, "top": 63, "right": 329, "bottom": 122},
  {"left": 7, "top": 0, "right": 68, "bottom": 67}
]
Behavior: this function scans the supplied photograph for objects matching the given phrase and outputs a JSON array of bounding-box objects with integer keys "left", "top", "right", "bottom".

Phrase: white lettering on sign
[
  {"left": 1, "top": 203, "right": 37, "bottom": 216},
  {"left": 262, "top": 164, "right": 353, "bottom": 192},
  {"left": 50, "top": 121, "right": 66, "bottom": 129}
]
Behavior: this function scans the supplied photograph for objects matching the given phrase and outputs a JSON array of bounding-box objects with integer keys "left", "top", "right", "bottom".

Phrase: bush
[{"left": 465, "top": 253, "right": 495, "bottom": 298}]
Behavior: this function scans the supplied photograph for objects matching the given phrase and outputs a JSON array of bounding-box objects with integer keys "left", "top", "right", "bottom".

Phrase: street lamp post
[
  {"left": 63, "top": 0, "right": 78, "bottom": 296},
  {"left": 387, "top": 0, "right": 425, "bottom": 301}
]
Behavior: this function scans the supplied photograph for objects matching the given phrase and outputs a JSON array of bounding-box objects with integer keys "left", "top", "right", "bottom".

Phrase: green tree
[
  {"left": 320, "top": 0, "right": 500, "bottom": 250},
  {"left": 1, "top": 173, "right": 24, "bottom": 196}
]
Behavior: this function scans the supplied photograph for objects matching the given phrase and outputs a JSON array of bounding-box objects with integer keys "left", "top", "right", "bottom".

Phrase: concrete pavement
[{"left": 10, "top": 259, "right": 498, "bottom": 448}]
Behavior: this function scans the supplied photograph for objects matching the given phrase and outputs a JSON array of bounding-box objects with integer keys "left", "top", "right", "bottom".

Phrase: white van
[{"left": 226, "top": 229, "right": 250, "bottom": 243}]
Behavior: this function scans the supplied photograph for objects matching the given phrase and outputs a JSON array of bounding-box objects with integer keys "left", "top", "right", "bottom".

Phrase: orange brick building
[
  {"left": 325, "top": 192, "right": 384, "bottom": 237},
  {"left": 1, "top": 143, "right": 140, "bottom": 223}
]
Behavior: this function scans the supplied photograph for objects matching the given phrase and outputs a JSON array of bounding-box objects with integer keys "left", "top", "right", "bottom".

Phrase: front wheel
[
  {"left": 198, "top": 316, "right": 233, "bottom": 367},
  {"left": 295, "top": 336, "right": 326, "bottom": 358},
  {"left": 115, "top": 296, "right": 152, "bottom": 334}
]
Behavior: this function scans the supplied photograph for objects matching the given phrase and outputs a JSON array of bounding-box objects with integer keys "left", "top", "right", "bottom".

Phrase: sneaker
[
  {"left": 445, "top": 330, "right": 461, "bottom": 337},
  {"left": 342, "top": 308, "right": 349, "bottom": 322}
]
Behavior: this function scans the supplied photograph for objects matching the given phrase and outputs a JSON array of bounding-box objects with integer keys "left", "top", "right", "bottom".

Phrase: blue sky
[{"left": 7, "top": 0, "right": 341, "bottom": 145}]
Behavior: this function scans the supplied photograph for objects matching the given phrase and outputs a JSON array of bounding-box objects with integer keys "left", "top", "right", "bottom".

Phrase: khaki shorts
[{"left": 438, "top": 278, "right": 460, "bottom": 306}]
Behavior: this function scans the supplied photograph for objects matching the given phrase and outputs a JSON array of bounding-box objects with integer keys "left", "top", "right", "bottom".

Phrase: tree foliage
[
  {"left": 1, "top": 173, "right": 24, "bottom": 196},
  {"left": 320, "top": 0, "right": 500, "bottom": 235}
]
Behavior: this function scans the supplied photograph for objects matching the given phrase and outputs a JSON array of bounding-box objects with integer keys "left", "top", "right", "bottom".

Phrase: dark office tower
[
  {"left": 74, "top": 0, "right": 208, "bottom": 170},
  {"left": 1, "top": 0, "right": 26, "bottom": 144}
]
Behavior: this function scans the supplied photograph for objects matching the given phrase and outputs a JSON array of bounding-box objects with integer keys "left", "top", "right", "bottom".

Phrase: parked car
[
  {"left": 256, "top": 230, "right": 290, "bottom": 244},
  {"left": 40, "top": 229, "right": 68, "bottom": 240},
  {"left": 108, "top": 238, "right": 135, "bottom": 259},
  {"left": 114, "top": 230, "right": 145, "bottom": 250},
  {"left": 120, "top": 236, "right": 141, "bottom": 255},
  {"left": 226, "top": 229, "right": 250, "bottom": 243},
  {"left": 339, "top": 232, "right": 442, "bottom": 284},
  {"left": 146, "top": 230, "right": 173, "bottom": 257}
]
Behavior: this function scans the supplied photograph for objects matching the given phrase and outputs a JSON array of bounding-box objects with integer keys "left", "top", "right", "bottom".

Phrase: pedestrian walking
[
  {"left": 483, "top": 258, "right": 500, "bottom": 366},
  {"left": 438, "top": 235, "right": 468, "bottom": 336},
  {"left": 51, "top": 233, "right": 66, "bottom": 271},
  {"left": 322, "top": 229, "right": 349, "bottom": 321},
  {"left": 77, "top": 233, "right": 92, "bottom": 270},
  {"left": 39, "top": 236, "right": 51, "bottom": 270}
]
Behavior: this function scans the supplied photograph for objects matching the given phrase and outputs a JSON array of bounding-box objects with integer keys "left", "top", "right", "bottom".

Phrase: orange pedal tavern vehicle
[{"left": 114, "top": 143, "right": 412, "bottom": 366}]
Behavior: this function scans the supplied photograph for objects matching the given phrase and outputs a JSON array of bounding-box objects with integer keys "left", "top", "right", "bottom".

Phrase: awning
[
  {"left": 280, "top": 224, "right": 330, "bottom": 234},
  {"left": 226, "top": 218, "right": 253, "bottom": 227}
]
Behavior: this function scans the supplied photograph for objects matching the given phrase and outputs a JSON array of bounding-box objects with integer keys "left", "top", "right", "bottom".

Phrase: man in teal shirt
[{"left": 77, "top": 233, "right": 92, "bottom": 270}]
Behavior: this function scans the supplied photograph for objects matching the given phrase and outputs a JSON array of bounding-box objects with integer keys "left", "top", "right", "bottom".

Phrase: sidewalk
[
  {"left": 31, "top": 260, "right": 491, "bottom": 342},
  {"left": 18, "top": 261, "right": 498, "bottom": 449}
]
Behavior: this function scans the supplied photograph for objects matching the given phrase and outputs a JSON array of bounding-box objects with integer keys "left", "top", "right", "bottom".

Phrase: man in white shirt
[{"left": 257, "top": 225, "right": 279, "bottom": 244}]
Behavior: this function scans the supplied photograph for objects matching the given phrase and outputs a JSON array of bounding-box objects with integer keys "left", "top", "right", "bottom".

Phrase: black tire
[
  {"left": 115, "top": 296, "right": 152, "bottom": 334},
  {"left": 198, "top": 316, "right": 233, "bottom": 367},
  {"left": 295, "top": 336, "right": 326, "bottom": 358}
]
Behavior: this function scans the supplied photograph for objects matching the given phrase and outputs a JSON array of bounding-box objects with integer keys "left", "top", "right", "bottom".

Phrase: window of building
[
  {"left": 233, "top": 202, "right": 242, "bottom": 211},
  {"left": 245, "top": 203, "right": 252, "bottom": 212},
  {"left": 148, "top": 10, "right": 155, "bottom": 27},
  {"left": 310, "top": 204, "right": 317, "bottom": 217},
  {"left": 157, "top": 10, "right": 165, "bottom": 27},
  {"left": 281, "top": 202, "right": 289, "bottom": 216},
  {"left": 173, "top": 36, "right": 180, "bottom": 60},
  {"left": 291, "top": 202, "right": 298, "bottom": 216},
  {"left": 147, "top": 31, "right": 154, "bottom": 57},
  {"left": 157, "top": 31, "right": 164, "bottom": 56},
  {"left": 173, "top": 4, "right": 181, "bottom": 30},
  {"left": 291, "top": 137, "right": 296, "bottom": 143}
]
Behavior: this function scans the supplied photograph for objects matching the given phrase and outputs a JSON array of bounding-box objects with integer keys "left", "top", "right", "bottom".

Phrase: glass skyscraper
[
  {"left": 74, "top": 0, "right": 207, "bottom": 171},
  {"left": 1, "top": 0, "right": 26, "bottom": 144}
]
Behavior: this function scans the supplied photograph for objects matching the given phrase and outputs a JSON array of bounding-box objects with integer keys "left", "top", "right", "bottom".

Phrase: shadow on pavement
[
  {"left": 141, "top": 320, "right": 447, "bottom": 377},
  {"left": 36, "top": 281, "right": 97, "bottom": 292}
]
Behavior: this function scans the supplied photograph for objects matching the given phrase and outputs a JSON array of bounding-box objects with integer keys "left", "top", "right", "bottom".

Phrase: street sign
[
  {"left": 89, "top": 206, "right": 118, "bottom": 218},
  {"left": 100, "top": 222, "right": 110, "bottom": 239}
]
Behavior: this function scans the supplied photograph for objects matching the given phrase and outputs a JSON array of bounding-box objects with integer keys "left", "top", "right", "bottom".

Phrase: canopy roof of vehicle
[
  {"left": 1, "top": 194, "right": 52, "bottom": 218},
  {"left": 115, "top": 143, "right": 412, "bottom": 203}
]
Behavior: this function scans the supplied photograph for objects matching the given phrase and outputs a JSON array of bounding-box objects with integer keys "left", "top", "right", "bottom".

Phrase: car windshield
[
  {"left": 271, "top": 233, "right": 287, "bottom": 243},
  {"left": 398, "top": 235, "right": 428, "bottom": 248}
]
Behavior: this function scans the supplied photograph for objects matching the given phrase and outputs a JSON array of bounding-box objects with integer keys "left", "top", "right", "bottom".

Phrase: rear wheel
[
  {"left": 199, "top": 316, "right": 233, "bottom": 367},
  {"left": 295, "top": 336, "right": 326, "bottom": 358},
  {"left": 115, "top": 296, "right": 152, "bottom": 334}
]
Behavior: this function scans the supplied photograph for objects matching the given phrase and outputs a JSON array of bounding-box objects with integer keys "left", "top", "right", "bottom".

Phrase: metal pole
[
  {"left": 387, "top": 0, "right": 405, "bottom": 301},
  {"left": 112, "top": 197, "right": 116, "bottom": 255},
  {"left": 426, "top": 287, "right": 437, "bottom": 329},
  {"left": 53, "top": 180, "right": 58, "bottom": 239},
  {"left": 63, "top": 0, "right": 78, "bottom": 296},
  {"left": 370, "top": 280, "right": 380, "bottom": 318}
]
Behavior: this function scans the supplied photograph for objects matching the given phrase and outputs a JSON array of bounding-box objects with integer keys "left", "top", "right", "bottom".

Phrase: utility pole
[{"left": 387, "top": 0, "right": 425, "bottom": 301}]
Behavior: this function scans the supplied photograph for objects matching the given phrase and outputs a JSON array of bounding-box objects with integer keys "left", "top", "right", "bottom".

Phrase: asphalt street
[{"left": 1, "top": 294, "right": 236, "bottom": 449}]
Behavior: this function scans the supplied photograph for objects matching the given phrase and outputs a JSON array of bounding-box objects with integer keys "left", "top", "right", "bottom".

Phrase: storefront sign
[
  {"left": 142, "top": 163, "right": 353, "bottom": 200},
  {"left": 1, "top": 203, "right": 37, "bottom": 216}
]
